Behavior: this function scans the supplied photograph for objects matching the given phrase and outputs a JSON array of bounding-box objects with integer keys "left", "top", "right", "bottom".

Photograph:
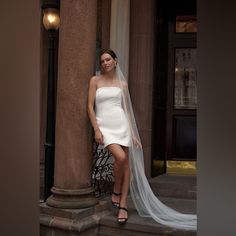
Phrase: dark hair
[{"left": 99, "top": 48, "right": 117, "bottom": 61}]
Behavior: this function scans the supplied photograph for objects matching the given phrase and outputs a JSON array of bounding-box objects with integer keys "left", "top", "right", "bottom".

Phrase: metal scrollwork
[{"left": 92, "top": 142, "right": 114, "bottom": 197}]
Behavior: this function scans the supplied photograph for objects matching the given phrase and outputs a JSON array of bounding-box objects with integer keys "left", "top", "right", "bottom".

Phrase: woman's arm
[{"left": 87, "top": 76, "right": 104, "bottom": 145}]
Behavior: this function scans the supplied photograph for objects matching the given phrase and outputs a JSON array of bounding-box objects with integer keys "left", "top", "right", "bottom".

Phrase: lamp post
[{"left": 42, "top": 3, "right": 60, "bottom": 201}]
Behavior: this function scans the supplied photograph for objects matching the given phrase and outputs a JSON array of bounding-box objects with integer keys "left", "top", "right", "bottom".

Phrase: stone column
[
  {"left": 46, "top": 0, "right": 98, "bottom": 208},
  {"left": 110, "top": 0, "right": 130, "bottom": 78},
  {"left": 129, "top": 0, "right": 156, "bottom": 177}
]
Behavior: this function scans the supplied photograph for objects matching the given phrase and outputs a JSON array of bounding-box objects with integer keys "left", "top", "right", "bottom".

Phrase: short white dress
[{"left": 95, "top": 87, "right": 131, "bottom": 148}]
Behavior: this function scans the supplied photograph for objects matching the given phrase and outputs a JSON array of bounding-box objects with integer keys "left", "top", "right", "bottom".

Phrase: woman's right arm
[{"left": 87, "top": 76, "right": 104, "bottom": 145}]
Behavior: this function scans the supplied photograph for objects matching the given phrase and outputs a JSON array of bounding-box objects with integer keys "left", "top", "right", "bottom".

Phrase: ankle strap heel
[
  {"left": 117, "top": 206, "right": 128, "bottom": 224},
  {"left": 111, "top": 192, "right": 121, "bottom": 208}
]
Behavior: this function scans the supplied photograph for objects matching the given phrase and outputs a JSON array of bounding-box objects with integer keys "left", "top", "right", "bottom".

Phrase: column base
[
  {"left": 46, "top": 186, "right": 98, "bottom": 209},
  {"left": 40, "top": 199, "right": 111, "bottom": 236}
]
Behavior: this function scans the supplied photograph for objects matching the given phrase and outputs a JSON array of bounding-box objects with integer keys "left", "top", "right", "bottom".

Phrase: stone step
[
  {"left": 98, "top": 196, "right": 196, "bottom": 236},
  {"left": 149, "top": 174, "right": 196, "bottom": 200},
  {"left": 98, "top": 174, "right": 197, "bottom": 236}
]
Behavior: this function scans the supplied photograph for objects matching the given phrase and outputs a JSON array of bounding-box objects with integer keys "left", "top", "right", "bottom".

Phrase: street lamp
[
  {"left": 42, "top": 6, "right": 60, "bottom": 30},
  {"left": 42, "top": 2, "right": 60, "bottom": 201}
]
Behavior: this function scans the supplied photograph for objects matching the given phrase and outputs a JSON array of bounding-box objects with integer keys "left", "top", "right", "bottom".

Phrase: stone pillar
[
  {"left": 110, "top": 0, "right": 130, "bottom": 78},
  {"left": 46, "top": 0, "right": 98, "bottom": 208},
  {"left": 129, "top": 0, "right": 156, "bottom": 177}
]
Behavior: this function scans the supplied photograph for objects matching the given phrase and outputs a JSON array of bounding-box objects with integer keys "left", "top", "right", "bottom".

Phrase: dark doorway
[{"left": 152, "top": 0, "right": 197, "bottom": 176}]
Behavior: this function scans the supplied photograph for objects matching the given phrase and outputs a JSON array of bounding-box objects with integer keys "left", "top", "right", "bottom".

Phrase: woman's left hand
[{"left": 132, "top": 136, "right": 142, "bottom": 149}]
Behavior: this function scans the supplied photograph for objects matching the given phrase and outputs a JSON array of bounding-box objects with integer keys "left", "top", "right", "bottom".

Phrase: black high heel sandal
[
  {"left": 117, "top": 206, "right": 128, "bottom": 224},
  {"left": 111, "top": 192, "right": 121, "bottom": 208}
]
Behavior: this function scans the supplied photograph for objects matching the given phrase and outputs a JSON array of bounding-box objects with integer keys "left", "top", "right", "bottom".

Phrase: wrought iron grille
[{"left": 92, "top": 141, "right": 114, "bottom": 197}]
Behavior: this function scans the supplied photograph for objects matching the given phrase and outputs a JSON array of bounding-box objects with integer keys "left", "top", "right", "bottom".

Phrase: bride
[{"left": 87, "top": 48, "right": 197, "bottom": 230}]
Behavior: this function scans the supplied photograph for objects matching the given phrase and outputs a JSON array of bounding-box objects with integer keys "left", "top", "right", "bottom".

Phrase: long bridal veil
[{"left": 116, "top": 65, "right": 197, "bottom": 231}]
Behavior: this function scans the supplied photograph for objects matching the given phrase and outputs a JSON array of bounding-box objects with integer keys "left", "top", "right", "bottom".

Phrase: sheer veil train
[{"left": 116, "top": 65, "right": 197, "bottom": 231}]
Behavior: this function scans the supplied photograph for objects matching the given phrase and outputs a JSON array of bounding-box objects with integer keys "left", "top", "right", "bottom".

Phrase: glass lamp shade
[{"left": 43, "top": 8, "right": 60, "bottom": 30}]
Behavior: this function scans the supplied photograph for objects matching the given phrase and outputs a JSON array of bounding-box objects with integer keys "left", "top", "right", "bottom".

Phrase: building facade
[{"left": 40, "top": 0, "right": 197, "bottom": 212}]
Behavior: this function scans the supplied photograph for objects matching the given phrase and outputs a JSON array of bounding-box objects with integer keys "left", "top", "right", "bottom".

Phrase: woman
[
  {"left": 87, "top": 49, "right": 131, "bottom": 224},
  {"left": 87, "top": 49, "right": 197, "bottom": 230}
]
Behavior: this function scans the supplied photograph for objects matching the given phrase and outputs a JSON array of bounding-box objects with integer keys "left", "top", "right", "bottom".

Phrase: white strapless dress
[{"left": 95, "top": 87, "right": 131, "bottom": 148}]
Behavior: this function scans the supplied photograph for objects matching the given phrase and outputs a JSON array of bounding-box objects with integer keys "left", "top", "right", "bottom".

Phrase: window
[
  {"left": 176, "top": 15, "right": 197, "bottom": 33},
  {"left": 174, "top": 48, "right": 197, "bottom": 109}
]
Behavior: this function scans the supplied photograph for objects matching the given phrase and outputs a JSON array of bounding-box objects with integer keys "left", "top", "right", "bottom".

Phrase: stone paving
[
  {"left": 40, "top": 174, "right": 197, "bottom": 236},
  {"left": 98, "top": 174, "right": 197, "bottom": 236}
]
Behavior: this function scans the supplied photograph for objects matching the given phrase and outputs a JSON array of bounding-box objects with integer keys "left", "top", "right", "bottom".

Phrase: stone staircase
[{"left": 98, "top": 174, "right": 197, "bottom": 236}]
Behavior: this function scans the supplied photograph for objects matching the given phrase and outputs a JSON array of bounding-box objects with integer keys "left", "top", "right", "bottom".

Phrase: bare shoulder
[
  {"left": 89, "top": 75, "right": 100, "bottom": 88},
  {"left": 89, "top": 75, "right": 99, "bottom": 83}
]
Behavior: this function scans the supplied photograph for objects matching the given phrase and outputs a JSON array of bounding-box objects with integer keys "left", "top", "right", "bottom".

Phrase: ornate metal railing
[{"left": 92, "top": 142, "right": 114, "bottom": 197}]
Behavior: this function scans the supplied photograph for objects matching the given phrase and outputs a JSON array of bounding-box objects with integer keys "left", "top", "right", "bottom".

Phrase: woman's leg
[
  {"left": 107, "top": 144, "right": 129, "bottom": 220},
  {"left": 107, "top": 144, "right": 128, "bottom": 203},
  {"left": 118, "top": 147, "right": 129, "bottom": 221}
]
